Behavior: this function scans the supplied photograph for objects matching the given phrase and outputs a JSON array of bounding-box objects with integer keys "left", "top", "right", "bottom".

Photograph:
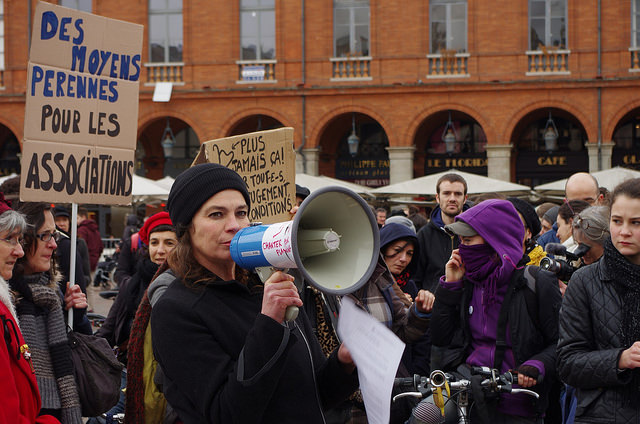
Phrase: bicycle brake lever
[
  {"left": 510, "top": 388, "right": 540, "bottom": 399},
  {"left": 392, "top": 392, "right": 424, "bottom": 402}
]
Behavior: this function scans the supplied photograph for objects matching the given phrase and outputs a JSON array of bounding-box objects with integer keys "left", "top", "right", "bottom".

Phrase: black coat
[
  {"left": 431, "top": 266, "right": 561, "bottom": 417},
  {"left": 151, "top": 274, "right": 359, "bottom": 424},
  {"left": 113, "top": 236, "right": 141, "bottom": 286},
  {"left": 55, "top": 236, "right": 88, "bottom": 292},
  {"left": 557, "top": 258, "right": 640, "bottom": 422},
  {"left": 413, "top": 206, "right": 468, "bottom": 293}
]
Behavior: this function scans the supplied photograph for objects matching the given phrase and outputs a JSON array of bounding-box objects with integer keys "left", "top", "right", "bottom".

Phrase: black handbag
[{"left": 68, "top": 330, "right": 124, "bottom": 417}]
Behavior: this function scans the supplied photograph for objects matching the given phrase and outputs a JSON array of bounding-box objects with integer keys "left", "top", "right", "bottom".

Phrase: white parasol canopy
[
  {"left": 534, "top": 167, "right": 640, "bottom": 194},
  {"left": 131, "top": 174, "right": 170, "bottom": 203},
  {"left": 0, "top": 173, "right": 18, "bottom": 186},
  {"left": 295, "top": 173, "right": 374, "bottom": 198},
  {"left": 153, "top": 176, "right": 175, "bottom": 192},
  {"left": 371, "top": 169, "right": 532, "bottom": 198}
]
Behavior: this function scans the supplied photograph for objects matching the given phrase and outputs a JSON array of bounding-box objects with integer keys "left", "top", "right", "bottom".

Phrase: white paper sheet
[{"left": 337, "top": 297, "right": 406, "bottom": 424}]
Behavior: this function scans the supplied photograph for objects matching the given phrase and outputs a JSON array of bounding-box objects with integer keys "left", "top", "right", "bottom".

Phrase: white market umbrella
[
  {"left": 131, "top": 174, "right": 170, "bottom": 203},
  {"left": 371, "top": 169, "right": 532, "bottom": 198},
  {"left": 295, "top": 173, "right": 373, "bottom": 198},
  {"left": 0, "top": 173, "right": 17, "bottom": 186},
  {"left": 153, "top": 176, "right": 175, "bottom": 191},
  {"left": 534, "top": 166, "right": 640, "bottom": 194}
]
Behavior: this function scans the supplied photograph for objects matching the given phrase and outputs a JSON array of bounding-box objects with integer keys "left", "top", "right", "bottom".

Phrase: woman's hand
[
  {"left": 619, "top": 341, "right": 640, "bottom": 369},
  {"left": 64, "top": 282, "right": 87, "bottom": 311},
  {"left": 445, "top": 249, "right": 465, "bottom": 282},
  {"left": 337, "top": 343, "right": 356, "bottom": 374},
  {"left": 261, "top": 271, "right": 302, "bottom": 323},
  {"left": 415, "top": 290, "right": 435, "bottom": 314}
]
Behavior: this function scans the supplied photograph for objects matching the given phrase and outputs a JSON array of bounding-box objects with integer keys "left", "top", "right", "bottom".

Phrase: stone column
[
  {"left": 385, "top": 146, "right": 415, "bottom": 185},
  {"left": 485, "top": 144, "right": 513, "bottom": 182},
  {"left": 296, "top": 147, "right": 321, "bottom": 175},
  {"left": 585, "top": 142, "right": 615, "bottom": 172}
]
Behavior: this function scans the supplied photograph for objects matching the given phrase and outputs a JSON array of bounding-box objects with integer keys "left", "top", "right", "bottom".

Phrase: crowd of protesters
[{"left": 1, "top": 166, "right": 640, "bottom": 424}]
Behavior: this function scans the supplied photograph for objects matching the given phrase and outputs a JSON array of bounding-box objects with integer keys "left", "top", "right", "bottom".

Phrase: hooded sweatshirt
[
  {"left": 78, "top": 218, "right": 103, "bottom": 271},
  {"left": 440, "top": 200, "right": 543, "bottom": 417}
]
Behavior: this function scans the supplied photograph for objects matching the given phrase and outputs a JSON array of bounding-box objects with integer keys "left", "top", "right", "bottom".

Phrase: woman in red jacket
[{"left": 0, "top": 193, "right": 58, "bottom": 424}]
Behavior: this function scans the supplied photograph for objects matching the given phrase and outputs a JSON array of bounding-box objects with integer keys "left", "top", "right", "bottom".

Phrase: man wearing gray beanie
[{"left": 152, "top": 163, "right": 359, "bottom": 424}]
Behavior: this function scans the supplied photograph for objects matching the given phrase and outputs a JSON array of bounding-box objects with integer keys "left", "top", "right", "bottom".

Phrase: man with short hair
[
  {"left": 413, "top": 173, "right": 469, "bottom": 373},
  {"left": 564, "top": 172, "right": 603, "bottom": 206},
  {"left": 54, "top": 206, "right": 91, "bottom": 287},
  {"left": 375, "top": 207, "right": 387, "bottom": 228},
  {"left": 538, "top": 172, "right": 603, "bottom": 248},
  {"left": 77, "top": 207, "right": 103, "bottom": 272},
  {"left": 414, "top": 173, "right": 469, "bottom": 293}
]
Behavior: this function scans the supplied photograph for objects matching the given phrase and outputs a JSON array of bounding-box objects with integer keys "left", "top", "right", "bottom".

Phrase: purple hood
[{"left": 455, "top": 199, "right": 525, "bottom": 279}]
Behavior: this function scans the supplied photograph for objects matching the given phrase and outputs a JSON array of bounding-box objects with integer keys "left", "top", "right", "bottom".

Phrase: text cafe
[{"left": 515, "top": 150, "right": 589, "bottom": 187}]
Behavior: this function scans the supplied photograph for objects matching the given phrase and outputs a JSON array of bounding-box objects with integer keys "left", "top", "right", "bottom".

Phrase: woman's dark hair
[
  {"left": 13, "top": 202, "right": 55, "bottom": 278},
  {"left": 611, "top": 178, "right": 640, "bottom": 206},
  {"left": 168, "top": 227, "right": 248, "bottom": 287},
  {"left": 558, "top": 200, "right": 590, "bottom": 223},
  {"left": 149, "top": 224, "right": 175, "bottom": 236}
]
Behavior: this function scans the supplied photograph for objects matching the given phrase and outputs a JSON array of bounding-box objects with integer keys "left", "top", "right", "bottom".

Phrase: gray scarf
[{"left": 12, "top": 272, "right": 82, "bottom": 423}]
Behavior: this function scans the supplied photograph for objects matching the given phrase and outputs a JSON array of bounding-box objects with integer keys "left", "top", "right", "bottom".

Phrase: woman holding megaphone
[{"left": 150, "top": 163, "right": 359, "bottom": 424}]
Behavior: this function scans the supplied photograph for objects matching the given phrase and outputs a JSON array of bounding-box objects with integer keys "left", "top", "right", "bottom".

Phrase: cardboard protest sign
[
  {"left": 193, "top": 128, "right": 296, "bottom": 224},
  {"left": 21, "top": 1, "right": 143, "bottom": 204}
]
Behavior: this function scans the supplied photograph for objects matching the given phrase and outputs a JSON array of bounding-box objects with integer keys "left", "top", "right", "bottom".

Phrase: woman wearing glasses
[
  {"left": 9, "top": 203, "right": 87, "bottom": 423},
  {"left": 558, "top": 178, "right": 640, "bottom": 422},
  {"left": 0, "top": 195, "right": 60, "bottom": 423}
]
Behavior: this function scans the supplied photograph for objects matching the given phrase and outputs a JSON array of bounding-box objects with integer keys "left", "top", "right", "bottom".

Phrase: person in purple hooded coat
[{"left": 430, "top": 199, "right": 561, "bottom": 423}]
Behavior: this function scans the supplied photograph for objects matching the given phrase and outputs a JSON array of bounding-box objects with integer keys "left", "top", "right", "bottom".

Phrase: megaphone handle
[{"left": 255, "top": 266, "right": 299, "bottom": 322}]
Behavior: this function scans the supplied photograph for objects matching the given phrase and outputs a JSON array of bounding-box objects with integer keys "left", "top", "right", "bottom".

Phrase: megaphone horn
[{"left": 230, "top": 186, "right": 380, "bottom": 320}]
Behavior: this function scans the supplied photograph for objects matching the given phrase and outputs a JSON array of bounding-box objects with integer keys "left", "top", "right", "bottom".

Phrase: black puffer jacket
[{"left": 557, "top": 258, "right": 640, "bottom": 422}]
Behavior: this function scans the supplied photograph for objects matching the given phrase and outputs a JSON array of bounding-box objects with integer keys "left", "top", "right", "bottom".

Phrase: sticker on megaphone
[{"left": 230, "top": 221, "right": 341, "bottom": 270}]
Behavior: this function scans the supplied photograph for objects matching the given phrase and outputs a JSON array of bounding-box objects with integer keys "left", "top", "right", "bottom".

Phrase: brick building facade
[{"left": 1, "top": 0, "right": 639, "bottom": 189}]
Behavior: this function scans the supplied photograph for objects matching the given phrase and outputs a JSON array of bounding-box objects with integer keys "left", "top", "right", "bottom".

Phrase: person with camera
[
  {"left": 557, "top": 178, "right": 640, "bottom": 422},
  {"left": 431, "top": 199, "right": 561, "bottom": 423}
]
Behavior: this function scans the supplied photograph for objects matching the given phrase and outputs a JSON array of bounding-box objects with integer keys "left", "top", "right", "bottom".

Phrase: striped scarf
[{"left": 11, "top": 272, "right": 82, "bottom": 423}]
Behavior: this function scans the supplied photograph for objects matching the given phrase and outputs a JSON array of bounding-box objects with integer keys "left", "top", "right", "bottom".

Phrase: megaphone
[{"left": 230, "top": 186, "right": 380, "bottom": 321}]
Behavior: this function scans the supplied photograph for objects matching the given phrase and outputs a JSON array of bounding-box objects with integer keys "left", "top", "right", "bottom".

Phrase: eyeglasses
[
  {"left": 35, "top": 230, "right": 60, "bottom": 243},
  {"left": 573, "top": 216, "right": 608, "bottom": 240},
  {"left": 0, "top": 235, "right": 24, "bottom": 247}
]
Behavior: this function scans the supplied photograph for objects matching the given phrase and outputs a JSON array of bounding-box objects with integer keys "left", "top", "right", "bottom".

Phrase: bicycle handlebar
[{"left": 393, "top": 367, "right": 540, "bottom": 402}]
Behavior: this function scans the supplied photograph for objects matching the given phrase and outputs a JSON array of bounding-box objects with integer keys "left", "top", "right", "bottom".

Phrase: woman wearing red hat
[{"left": 96, "top": 211, "right": 176, "bottom": 362}]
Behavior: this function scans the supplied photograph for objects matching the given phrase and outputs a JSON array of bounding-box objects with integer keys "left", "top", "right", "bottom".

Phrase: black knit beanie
[
  {"left": 507, "top": 197, "right": 541, "bottom": 236},
  {"left": 167, "top": 163, "right": 251, "bottom": 236}
]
